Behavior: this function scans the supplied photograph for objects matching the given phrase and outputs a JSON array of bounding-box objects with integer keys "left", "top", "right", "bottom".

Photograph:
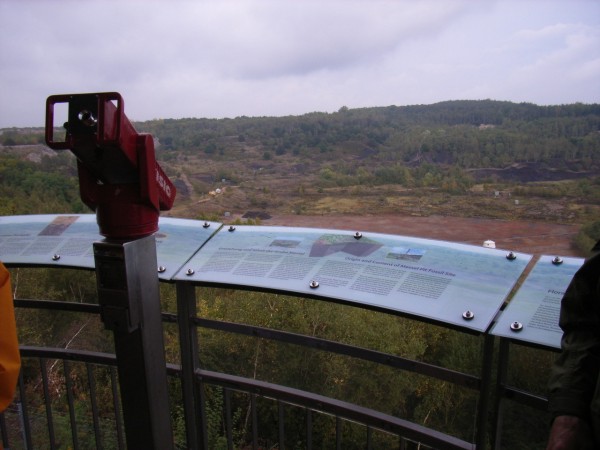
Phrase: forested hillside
[
  {"left": 2, "top": 99, "right": 600, "bottom": 247},
  {"left": 139, "top": 100, "right": 600, "bottom": 177}
]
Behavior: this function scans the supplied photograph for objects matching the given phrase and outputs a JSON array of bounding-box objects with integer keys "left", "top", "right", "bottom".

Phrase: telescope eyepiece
[{"left": 78, "top": 110, "right": 97, "bottom": 127}]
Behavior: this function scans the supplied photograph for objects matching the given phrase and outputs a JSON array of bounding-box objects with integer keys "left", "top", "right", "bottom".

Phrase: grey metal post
[
  {"left": 476, "top": 333, "right": 496, "bottom": 449},
  {"left": 492, "top": 339, "right": 510, "bottom": 449},
  {"left": 94, "top": 235, "right": 174, "bottom": 449},
  {"left": 176, "top": 281, "right": 208, "bottom": 449}
]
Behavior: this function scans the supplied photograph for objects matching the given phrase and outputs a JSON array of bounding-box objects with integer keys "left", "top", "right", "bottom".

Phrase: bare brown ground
[{"left": 265, "top": 214, "right": 582, "bottom": 257}]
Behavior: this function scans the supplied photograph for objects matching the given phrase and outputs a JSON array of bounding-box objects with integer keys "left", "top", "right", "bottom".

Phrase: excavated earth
[{"left": 265, "top": 214, "right": 581, "bottom": 257}]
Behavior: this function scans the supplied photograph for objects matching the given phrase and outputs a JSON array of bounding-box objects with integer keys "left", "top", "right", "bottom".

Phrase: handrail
[
  {"left": 1, "top": 214, "right": 578, "bottom": 449},
  {"left": 193, "top": 316, "right": 481, "bottom": 389},
  {"left": 3, "top": 266, "right": 553, "bottom": 450},
  {"left": 196, "top": 369, "right": 474, "bottom": 450}
]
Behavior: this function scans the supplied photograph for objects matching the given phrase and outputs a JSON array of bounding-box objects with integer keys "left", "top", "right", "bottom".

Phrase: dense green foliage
[
  {"left": 136, "top": 100, "right": 600, "bottom": 175},
  {"left": 0, "top": 153, "right": 85, "bottom": 215},
  {"left": 3, "top": 99, "right": 599, "bottom": 195},
  {"left": 1, "top": 128, "right": 46, "bottom": 146},
  {"left": 574, "top": 219, "right": 600, "bottom": 256}
]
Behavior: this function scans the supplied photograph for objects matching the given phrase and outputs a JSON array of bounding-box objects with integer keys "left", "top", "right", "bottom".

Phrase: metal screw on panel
[
  {"left": 186, "top": 268, "right": 195, "bottom": 276},
  {"left": 510, "top": 321, "right": 523, "bottom": 332},
  {"left": 228, "top": 225, "right": 236, "bottom": 232},
  {"left": 506, "top": 251, "right": 517, "bottom": 260},
  {"left": 203, "top": 222, "right": 210, "bottom": 228},
  {"left": 52, "top": 254, "right": 61, "bottom": 261},
  {"left": 462, "top": 310, "right": 474, "bottom": 321},
  {"left": 552, "top": 256, "right": 563, "bottom": 265},
  {"left": 158, "top": 266, "right": 167, "bottom": 273},
  {"left": 309, "top": 280, "right": 319, "bottom": 289},
  {"left": 354, "top": 232, "right": 362, "bottom": 240}
]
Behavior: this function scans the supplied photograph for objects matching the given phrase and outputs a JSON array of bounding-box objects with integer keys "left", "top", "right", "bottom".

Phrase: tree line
[
  {"left": 8, "top": 99, "right": 597, "bottom": 172},
  {"left": 131, "top": 100, "right": 600, "bottom": 172}
]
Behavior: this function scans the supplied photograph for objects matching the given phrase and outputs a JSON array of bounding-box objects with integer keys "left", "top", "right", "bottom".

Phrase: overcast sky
[{"left": 1, "top": 0, "right": 599, "bottom": 128}]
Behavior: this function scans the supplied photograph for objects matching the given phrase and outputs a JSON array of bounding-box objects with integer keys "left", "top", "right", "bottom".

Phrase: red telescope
[{"left": 45, "top": 92, "right": 176, "bottom": 239}]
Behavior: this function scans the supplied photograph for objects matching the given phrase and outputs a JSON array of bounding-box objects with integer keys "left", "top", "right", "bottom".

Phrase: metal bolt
[
  {"left": 462, "top": 310, "right": 474, "bottom": 320},
  {"left": 78, "top": 110, "right": 97, "bottom": 127},
  {"left": 354, "top": 232, "right": 362, "bottom": 240},
  {"left": 186, "top": 268, "right": 195, "bottom": 276},
  {"left": 510, "top": 321, "right": 523, "bottom": 332},
  {"left": 158, "top": 266, "right": 167, "bottom": 273},
  {"left": 203, "top": 222, "right": 210, "bottom": 228},
  {"left": 506, "top": 251, "right": 517, "bottom": 260},
  {"left": 52, "top": 254, "right": 61, "bottom": 261},
  {"left": 309, "top": 280, "right": 319, "bottom": 289},
  {"left": 552, "top": 256, "right": 563, "bottom": 265}
]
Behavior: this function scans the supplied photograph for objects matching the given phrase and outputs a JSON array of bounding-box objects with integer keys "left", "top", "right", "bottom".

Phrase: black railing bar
[
  {"left": 198, "top": 381, "right": 209, "bottom": 450},
  {"left": 86, "top": 363, "right": 103, "bottom": 450},
  {"left": 18, "top": 369, "right": 33, "bottom": 449},
  {"left": 278, "top": 400, "right": 285, "bottom": 450},
  {"left": 224, "top": 388, "right": 234, "bottom": 450},
  {"left": 475, "top": 333, "right": 495, "bottom": 448},
  {"left": 15, "top": 299, "right": 100, "bottom": 314},
  {"left": 306, "top": 408, "right": 312, "bottom": 450},
  {"left": 15, "top": 300, "right": 182, "bottom": 329},
  {"left": 40, "top": 358, "right": 57, "bottom": 449},
  {"left": 196, "top": 369, "right": 474, "bottom": 450},
  {"left": 251, "top": 393, "right": 258, "bottom": 450},
  {"left": 110, "top": 367, "right": 125, "bottom": 450},
  {"left": 20, "top": 344, "right": 474, "bottom": 448},
  {"left": 63, "top": 360, "right": 80, "bottom": 450},
  {"left": 492, "top": 337, "right": 510, "bottom": 449},
  {"left": 336, "top": 415, "right": 342, "bottom": 450},
  {"left": 162, "top": 311, "right": 178, "bottom": 323},
  {"left": 21, "top": 352, "right": 182, "bottom": 445},
  {"left": 2, "top": 263, "right": 95, "bottom": 272},
  {"left": 193, "top": 317, "right": 480, "bottom": 390},
  {"left": 167, "top": 362, "right": 181, "bottom": 377},
  {"left": 21, "top": 346, "right": 117, "bottom": 366},
  {"left": 14, "top": 299, "right": 179, "bottom": 327},
  {"left": 499, "top": 386, "right": 549, "bottom": 411},
  {"left": 190, "top": 281, "right": 482, "bottom": 336},
  {"left": 175, "top": 279, "right": 206, "bottom": 450}
]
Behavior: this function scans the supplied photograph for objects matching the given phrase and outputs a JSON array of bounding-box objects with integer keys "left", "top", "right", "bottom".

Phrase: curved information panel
[
  {"left": 491, "top": 255, "right": 584, "bottom": 349},
  {"left": 0, "top": 214, "right": 220, "bottom": 280},
  {"left": 174, "top": 225, "right": 532, "bottom": 332}
]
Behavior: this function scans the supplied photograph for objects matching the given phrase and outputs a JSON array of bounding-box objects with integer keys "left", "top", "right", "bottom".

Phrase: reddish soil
[{"left": 265, "top": 214, "right": 582, "bottom": 257}]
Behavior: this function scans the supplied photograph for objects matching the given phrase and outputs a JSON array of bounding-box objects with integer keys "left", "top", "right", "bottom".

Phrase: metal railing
[{"left": 1, "top": 265, "right": 558, "bottom": 450}]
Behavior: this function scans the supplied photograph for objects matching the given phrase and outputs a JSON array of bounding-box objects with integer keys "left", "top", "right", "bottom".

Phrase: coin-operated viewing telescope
[
  {"left": 45, "top": 92, "right": 176, "bottom": 239},
  {"left": 46, "top": 93, "right": 176, "bottom": 448}
]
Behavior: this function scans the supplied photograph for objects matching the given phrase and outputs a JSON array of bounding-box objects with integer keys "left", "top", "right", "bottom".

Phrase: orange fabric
[{"left": 0, "top": 262, "right": 20, "bottom": 412}]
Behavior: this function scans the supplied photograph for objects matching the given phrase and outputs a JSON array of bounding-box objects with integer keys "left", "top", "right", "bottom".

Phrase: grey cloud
[{"left": 0, "top": 0, "right": 598, "bottom": 127}]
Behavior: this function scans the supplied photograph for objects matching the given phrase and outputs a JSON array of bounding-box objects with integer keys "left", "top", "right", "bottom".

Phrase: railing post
[
  {"left": 176, "top": 280, "right": 207, "bottom": 449},
  {"left": 476, "top": 333, "right": 496, "bottom": 448},
  {"left": 491, "top": 339, "right": 510, "bottom": 449},
  {"left": 94, "top": 235, "right": 174, "bottom": 449}
]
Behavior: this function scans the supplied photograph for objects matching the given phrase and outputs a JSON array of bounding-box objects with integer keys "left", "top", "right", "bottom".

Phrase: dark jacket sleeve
[{"left": 548, "top": 248, "right": 600, "bottom": 421}]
